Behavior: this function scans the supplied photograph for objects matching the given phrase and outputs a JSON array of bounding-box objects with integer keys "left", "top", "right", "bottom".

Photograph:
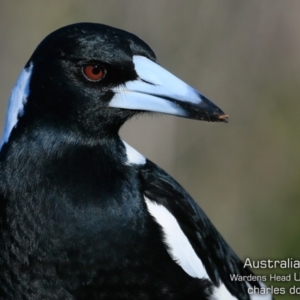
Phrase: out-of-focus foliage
[{"left": 0, "top": 1, "right": 299, "bottom": 299}]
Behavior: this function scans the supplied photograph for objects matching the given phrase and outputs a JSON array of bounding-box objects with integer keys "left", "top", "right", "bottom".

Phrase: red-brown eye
[{"left": 82, "top": 65, "right": 105, "bottom": 81}]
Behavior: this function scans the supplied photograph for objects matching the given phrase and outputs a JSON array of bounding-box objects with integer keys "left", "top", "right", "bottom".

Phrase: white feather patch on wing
[
  {"left": 0, "top": 63, "right": 33, "bottom": 149},
  {"left": 145, "top": 197, "right": 238, "bottom": 299},
  {"left": 145, "top": 197, "right": 208, "bottom": 278},
  {"left": 213, "top": 283, "right": 238, "bottom": 300}
]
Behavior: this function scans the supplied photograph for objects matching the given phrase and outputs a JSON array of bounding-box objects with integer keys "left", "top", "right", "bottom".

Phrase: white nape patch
[
  {"left": 145, "top": 198, "right": 238, "bottom": 300},
  {"left": 122, "top": 140, "right": 146, "bottom": 165},
  {"left": 0, "top": 64, "right": 33, "bottom": 149},
  {"left": 109, "top": 55, "right": 201, "bottom": 116}
]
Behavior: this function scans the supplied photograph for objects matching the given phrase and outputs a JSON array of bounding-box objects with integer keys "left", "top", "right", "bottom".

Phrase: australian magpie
[{"left": 0, "top": 23, "right": 272, "bottom": 300}]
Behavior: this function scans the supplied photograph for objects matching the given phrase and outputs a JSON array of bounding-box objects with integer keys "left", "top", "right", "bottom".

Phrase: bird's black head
[
  {"left": 23, "top": 23, "right": 157, "bottom": 136},
  {"left": 1, "top": 23, "right": 227, "bottom": 148}
]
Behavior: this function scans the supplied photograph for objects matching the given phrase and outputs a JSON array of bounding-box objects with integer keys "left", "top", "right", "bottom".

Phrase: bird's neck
[{"left": 0, "top": 127, "right": 148, "bottom": 296}]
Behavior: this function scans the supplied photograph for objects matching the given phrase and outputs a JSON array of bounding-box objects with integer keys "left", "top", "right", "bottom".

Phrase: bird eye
[{"left": 82, "top": 65, "right": 105, "bottom": 81}]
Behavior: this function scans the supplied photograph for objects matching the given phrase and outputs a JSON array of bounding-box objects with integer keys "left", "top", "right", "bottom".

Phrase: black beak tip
[{"left": 199, "top": 94, "right": 228, "bottom": 123}]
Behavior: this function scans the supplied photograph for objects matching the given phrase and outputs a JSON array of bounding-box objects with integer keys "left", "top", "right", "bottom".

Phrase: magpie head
[{"left": 2, "top": 23, "right": 228, "bottom": 147}]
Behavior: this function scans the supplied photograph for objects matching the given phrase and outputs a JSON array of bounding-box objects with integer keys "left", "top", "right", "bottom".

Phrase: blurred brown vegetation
[{"left": 0, "top": 1, "right": 300, "bottom": 298}]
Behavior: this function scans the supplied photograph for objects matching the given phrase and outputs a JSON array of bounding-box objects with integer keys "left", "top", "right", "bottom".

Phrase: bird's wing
[{"left": 140, "top": 159, "right": 271, "bottom": 300}]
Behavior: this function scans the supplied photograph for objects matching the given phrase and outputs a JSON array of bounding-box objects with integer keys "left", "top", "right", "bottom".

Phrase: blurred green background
[{"left": 0, "top": 1, "right": 299, "bottom": 298}]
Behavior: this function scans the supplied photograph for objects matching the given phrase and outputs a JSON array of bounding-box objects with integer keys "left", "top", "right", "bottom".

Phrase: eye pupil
[
  {"left": 92, "top": 66, "right": 100, "bottom": 75},
  {"left": 83, "top": 65, "right": 105, "bottom": 81}
]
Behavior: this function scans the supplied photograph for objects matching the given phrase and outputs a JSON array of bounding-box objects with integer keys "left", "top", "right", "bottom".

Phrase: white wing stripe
[
  {"left": 145, "top": 197, "right": 238, "bottom": 300},
  {"left": 145, "top": 197, "right": 209, "bottom": 278}
]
